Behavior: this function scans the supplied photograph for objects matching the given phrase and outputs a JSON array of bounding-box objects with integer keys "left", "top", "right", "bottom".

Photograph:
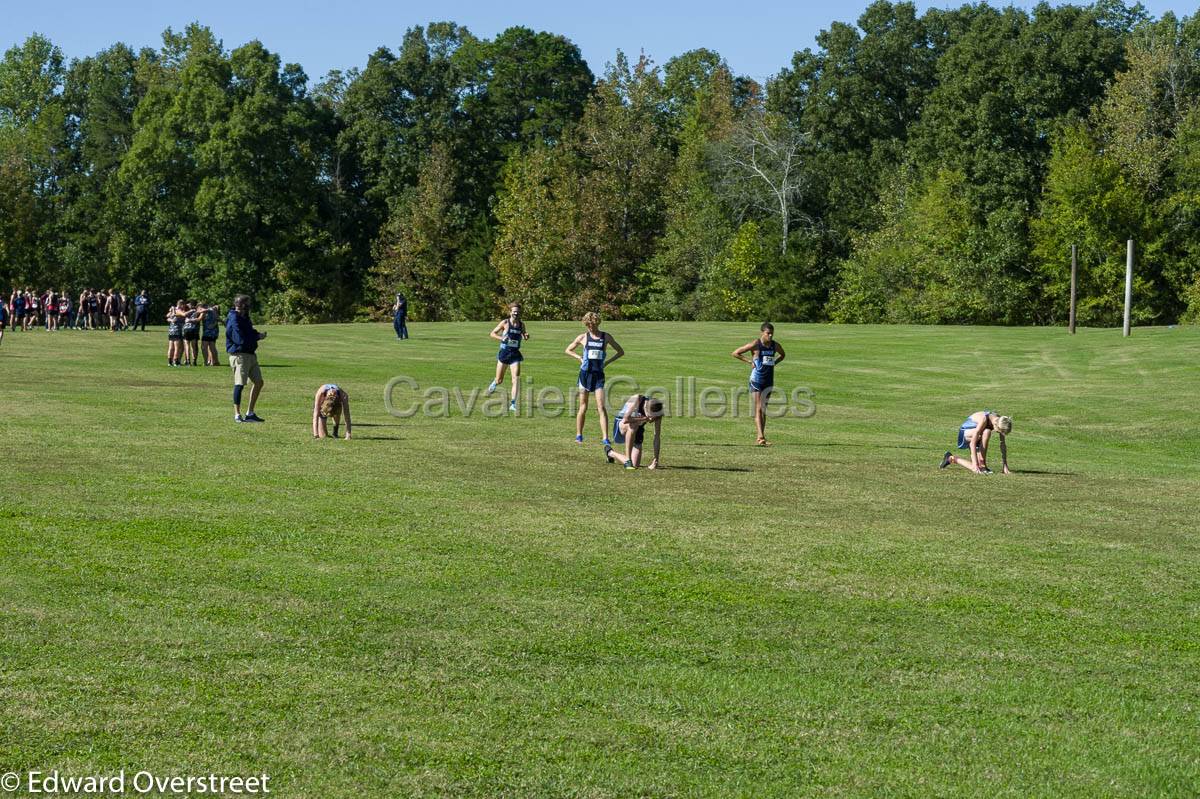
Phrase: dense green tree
[
  {"left": 491, "top": 143, "right": 581, "bottom": 318},
  {"left": 832, "top": 168, "right": 1029, "bottom": 324},
  {"left": 1170, "top": 105, "right": 1200, "bottom": 320},
  {"left": 772, "top": 2, "right": 938, "bottom": 153},
  {"left": 116, "top": 25, "right": 335, "bottom": 317},
  {"left": 569, "top": 52, "right": 672, "bottom": 315},
  {"left": 640, "top": 66, "right": 736, "bottom": 319},
  {"left": 455, "top": 27, "right": 592, "bottom": 202},
  {"left": 0, "top": 34, "right": 67, "bottom": 285},
  {"left": 911, "top": 3, "right": 1128, "bottom": 214},
  {"left": 768, "top": 2, "right": 943, "bottom": 263},
  {"left": 371, "top": 143, "right": 463, "bottom": 320},
  {"left": 702, "top": 220, "right": 766, "bottom": 320},
  {"left": 340, "top": 23, "right": 473, "bottom": 216},
  {"left": 58, "top": 44, "right": 150, "bottom": 289},
  {"left": 1098, "top": 13, "right": 1199, "bottom": 192},
  {"left": 0, "top": 147, "right": 40, "bottom": 283},
  {"left": 1031, "top": 124, "right": 1161, "bottom": 326},
  {"left": 662, "top": 48, "right": 727, "bottom": 127}
]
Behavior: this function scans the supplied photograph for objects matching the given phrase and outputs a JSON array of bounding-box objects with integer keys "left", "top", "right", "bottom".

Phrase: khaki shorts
[{"left": 229, "top": 352, "right": 262, "bottom": 385}]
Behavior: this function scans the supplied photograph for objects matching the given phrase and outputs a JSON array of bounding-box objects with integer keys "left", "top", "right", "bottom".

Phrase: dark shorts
[
  {"left": 750, "top": 380, "right": 775, "bottom": 395},
  {"left": 168, "top": 333, "right": 183, "bottom": 341},
  {"left": 957, "top": 429, "right": 984, "bottom": 450},
  {"left": 612, "top": 416, "right": 645, "bottom": 447},
  {"left": 497, "top": 349, "right": 523, "bottom": 365},
  {"left": 182, "top": 330, "right": 199, "bottom": 341},
  {"left": 201, "top": 335, "right": 217, "bottom": 343},
  {"left": 578, "top": 370, "right": 605, "bottom": 393}
]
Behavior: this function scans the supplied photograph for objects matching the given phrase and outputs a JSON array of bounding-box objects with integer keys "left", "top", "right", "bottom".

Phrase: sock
[{"left": 233, "top": 385, "right": 244, "bottom": 407}]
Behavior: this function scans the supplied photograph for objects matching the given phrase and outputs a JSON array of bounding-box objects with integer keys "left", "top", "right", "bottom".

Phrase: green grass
[{"left": 1, "top": 321, "right": 1198, "bottom": 797}]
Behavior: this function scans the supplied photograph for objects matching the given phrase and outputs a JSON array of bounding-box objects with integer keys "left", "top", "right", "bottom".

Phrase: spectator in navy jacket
[
  {"left": 226, "top": 294, "right": 267, "bottom": 423},
  {"left": 133, "top": 290, "right": 150, "bottom": 331}
]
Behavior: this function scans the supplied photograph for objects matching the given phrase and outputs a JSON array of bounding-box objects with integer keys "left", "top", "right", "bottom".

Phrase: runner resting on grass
[
  {"left": 487, "top": 303, "right": 528, "bottom": 413},
  {"left": 605, "top": 394, "right": 663, "bottom": 470},
  {"left": 732, "top": 322, "right": 786, "bottom": 446},
  {"left": 312, "top": 384, "right": 352, "bottom": 440},
  {"left": 565, "top": 312, "right": 624, "bottom": 446},
  {"left": 940, "top": 411, "right": 1012, "bottom": 475}
]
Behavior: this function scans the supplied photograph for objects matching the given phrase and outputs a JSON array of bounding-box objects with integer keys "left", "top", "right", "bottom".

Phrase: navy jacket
[{"left": 225, "top": 309, "right": 261, "bottom": 354}]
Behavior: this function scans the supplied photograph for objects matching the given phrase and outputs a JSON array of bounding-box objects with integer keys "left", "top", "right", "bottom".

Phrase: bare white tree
[{"left": 717, "top": 110, "right": 812, "bottom": 255}]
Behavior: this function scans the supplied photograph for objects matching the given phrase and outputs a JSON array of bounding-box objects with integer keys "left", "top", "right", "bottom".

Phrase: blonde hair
[
  {"left": 994, "top": 415, "right": 1012, "bottom": 435},
  {"left": 582, "top": 311, "right": 600, "bottom": 327},
  {"left": 319, "top": 391, "right": 338, "bottom": 418}
]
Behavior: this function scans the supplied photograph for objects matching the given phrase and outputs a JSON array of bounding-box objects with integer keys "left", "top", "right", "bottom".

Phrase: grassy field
[{"left": 1, "top": 321, "right": 1198, "bottom": 798}]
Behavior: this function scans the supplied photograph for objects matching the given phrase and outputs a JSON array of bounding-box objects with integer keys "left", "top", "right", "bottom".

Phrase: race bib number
[
  {"left": 761, "top": 356, "right": 776, "bottom": 366},
  {"left": 507, "top": 337, "right": 520, "bottom": 349},
  {"left": 586, "top": 348, "right": 605, "bottom": 361}
]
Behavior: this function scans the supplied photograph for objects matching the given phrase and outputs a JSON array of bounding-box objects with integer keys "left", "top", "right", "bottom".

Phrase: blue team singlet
[
  {"left": 579, "top": 330, "right": 607, "bottom": 392},
  {"left": 581, "top": 331, "right": 606, "bottom": 372},
  {"left": 498, "top": 320, "right": 524, "bottom": 363},
  {"left": 750, "top": 341, "right": 776, "bottom": 391}
]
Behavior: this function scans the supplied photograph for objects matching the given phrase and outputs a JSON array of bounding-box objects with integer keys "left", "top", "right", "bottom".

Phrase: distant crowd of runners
[{"left": 2, "top": 288, "right": 152, "bottom": 333}]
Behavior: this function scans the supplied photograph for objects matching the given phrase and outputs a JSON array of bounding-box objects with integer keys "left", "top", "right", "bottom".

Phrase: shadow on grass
[
  {"left": 354, "top": 435, "right": 404, "bottom": 441},
  {"left": 799, "top": 441, "right": 929, "bottom": 451},
  {"left": 677, "top": 441, "right": 927, "bottom": 451},
  {"left": 353, "top": 422, "right": 405, "bottom": 428},
  {"left": 1015, "top": 469, "right": 1076, "bottom": 476},
  {"left": 668, "top": 465, "right": 753, "bottom": 473}
]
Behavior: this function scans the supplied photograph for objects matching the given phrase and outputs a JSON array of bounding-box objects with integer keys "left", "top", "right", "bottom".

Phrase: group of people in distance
[
  {"left": 165, "top": 300, "right": 224, "bottom": 367},
  {"left": 478, "top": 306, "right": 792, "bottom": 470},
  {"left": 479, "top": 304, "right": 1011, "bottom": 473},
  {"left": 1, "top": 288, "right": 151, "bottom": 339}
]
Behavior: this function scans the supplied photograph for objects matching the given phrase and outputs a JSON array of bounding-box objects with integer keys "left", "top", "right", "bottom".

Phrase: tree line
[{"left": 1, "top": 2, "right": 1198, "bottom": 325}]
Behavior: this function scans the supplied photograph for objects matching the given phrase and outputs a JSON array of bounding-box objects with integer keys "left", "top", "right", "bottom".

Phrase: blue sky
[{"left": 2, "top": 1, "right": 1184, "bottom": 85}]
